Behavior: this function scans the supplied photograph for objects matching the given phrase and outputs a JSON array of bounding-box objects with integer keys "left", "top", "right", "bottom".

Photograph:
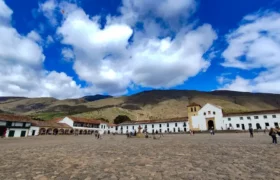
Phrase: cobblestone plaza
[{"left": 0, "top": 133, "right": 279, "bottom": 180}]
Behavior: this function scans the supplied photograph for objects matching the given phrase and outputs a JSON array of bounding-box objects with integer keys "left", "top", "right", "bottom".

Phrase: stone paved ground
[{"left": 0, "top": 133, "right": 279, "bottom": 180}]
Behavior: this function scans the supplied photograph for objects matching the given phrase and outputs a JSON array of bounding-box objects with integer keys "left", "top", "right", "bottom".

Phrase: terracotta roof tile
[
  {"left": 224, "top": 109, "right": 280, "bottom": 117},
  {"left": 119, "top": 117, "right": 188, "bottom": 125},
  {"left": 187, "top": 102, "right": 201, "bottom": 107},
  {"left": 31, "top": 120, "right": 71, "bottom": 128},
  {"left": 0, "top": 114, "right": 32, "bottom": 122}
]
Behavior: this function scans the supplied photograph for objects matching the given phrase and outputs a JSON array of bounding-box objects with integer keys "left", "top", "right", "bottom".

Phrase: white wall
[
  {"left": 59, "top": 117, "right": 74, "bottom": 127},
  {"left": 117, "top": 121, "right": 188, "bottom": 134},
  {"left": 192, "top": 103, "right": 224, "bottom": 130},
  {"left": 224, "top": 113, "right": 280, "bottom": 130},
  {"left": 5, "top": 128, "right": 28, "bottom": 138},
  {"left": 28, "top": 126, "right": 40, "bottom": 136}
]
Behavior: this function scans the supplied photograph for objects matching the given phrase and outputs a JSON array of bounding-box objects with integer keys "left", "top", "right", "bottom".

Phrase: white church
[{"left": 187, "top": 103, "right": 280, "bottom": 131}]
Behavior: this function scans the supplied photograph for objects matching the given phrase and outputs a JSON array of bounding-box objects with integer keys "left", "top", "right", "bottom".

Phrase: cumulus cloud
[
  {"left": 38, "top": 0, "right": 58, "bottom": 26},
  {"left": 61, "top": 47, "right": 74, "bottom": 61},
  {"left": 0, "top": 0, "right": 93, "bottom": 99},
  {"left": 55, "top": 1, "right": 216, "bottom": 94},
  {"left": 27, "top": 30, "right": 42, "bottom": 43},
  {"left": 220, "top": 11, "right": 280, "bottom": 93}
]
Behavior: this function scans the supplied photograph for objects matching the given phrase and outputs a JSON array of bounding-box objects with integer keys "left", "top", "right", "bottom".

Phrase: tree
[
  {"left": 99, "top": 118, "right": 109, "bottom": 123},
  {"left": 114, "top": 115, "right": 131, "bottom": 124}
]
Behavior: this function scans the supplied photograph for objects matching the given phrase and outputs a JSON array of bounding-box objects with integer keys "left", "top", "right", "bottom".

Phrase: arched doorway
[
  {"left": 40, "top": 128, "right": 46, "bottom": 135},
  {"left": 46, "top": 128, "right": 53, "bottom": 135},
  {"left": 208, "top": 120, "right": 214, "bottom": 130},
  {"left": 59, "top": 129, "right": 64, "bottom": 135},
  {"left": 53, "top": 129, "right": 58, "bottom": 135}
]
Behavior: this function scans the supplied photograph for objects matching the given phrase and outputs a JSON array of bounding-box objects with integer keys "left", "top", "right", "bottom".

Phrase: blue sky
[{"left": 1, "top": 0, "right": 280, "bottom": 99}]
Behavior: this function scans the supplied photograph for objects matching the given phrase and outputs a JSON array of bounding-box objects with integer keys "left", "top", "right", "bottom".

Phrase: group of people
[{"left": 248, "top": 126, "right": 279, "bottom": 144}]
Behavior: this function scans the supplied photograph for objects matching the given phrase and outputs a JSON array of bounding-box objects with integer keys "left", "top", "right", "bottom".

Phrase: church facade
[{"left": 187, "top": 103, "right": 280, "bottom": 131}]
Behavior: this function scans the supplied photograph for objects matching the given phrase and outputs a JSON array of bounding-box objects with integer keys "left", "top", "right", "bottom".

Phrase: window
[
  {"left": 228, "top": 118, "right": 231, "bottom": 121},
  {"left": 175, "top": 123, "right": 177, "bottom": 127},
  {"left": 248, "top": 123, "right": 252, "bottom": 128},
  {"left": 145, "top": 125, "right": 147, "bottom": 129},
  {"left": 152, "top": 124, "right": 154, "bottom": 128},
  {"left": 191, "top": 107, "right": 193, "bottom": 112},
  {"left": 127, "top": 126, "right": 128, "bottom": 129},
  {"left": 240, "top": 117, "right": 243, "bottom": 120},
  {"left": 204, "top": 112, "right": 206, "bottom": 116},
  {"left": 132, "top": 126, "right": 134, "bottom": 129},
  {"left": 236, "top": 124, "right": 240, "bottom": 128},
  {"left": 265, "top": 122, "right": 269, "bottom": 127},
  {"left": 272, "top": 115, "right": 276, "bottom": 118},
  {"left": 208, "top": 111, "right": 211, "bottom": 115},
  {"left": 159, "top": 124, "right": 162, "bottom": 128},
  {"left": 25, "top": 123, "right": 31, "bottom": 127},
  {"left": 274, "top": 122, "right": 279, "bottom": 128},
  {"left": 254, "top": 116, "right": 259, "bottom": 119},
  {"left": 167, "top": 123, "right": 169, "bottom": 127},
  {"left": 247, "top": 117, "right": 251, "bottom": 120},
  {"left": 213, "top": 111, "right": 216, "bottom": 115},
  {"left": 14, "top": 122, "right": 23, "bottom": 127},
  {"left": 263, "top": 115, "right": 267, "bottom": 119}
]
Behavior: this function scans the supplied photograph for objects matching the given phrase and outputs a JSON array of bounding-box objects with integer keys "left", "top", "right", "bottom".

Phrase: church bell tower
[{"left": 187, "top": 102, "right": 201, "bottom": 130}]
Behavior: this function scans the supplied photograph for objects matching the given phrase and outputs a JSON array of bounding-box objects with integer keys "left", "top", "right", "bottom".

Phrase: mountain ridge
[{"left": 1, "top": 90, "right": 280, "bottom": 122}]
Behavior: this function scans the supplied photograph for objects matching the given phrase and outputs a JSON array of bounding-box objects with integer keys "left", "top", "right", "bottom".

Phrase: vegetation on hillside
[
  {"left": 114, "top": 115, "right": 131, "bottom": 124},
  {"left": 1, "top": 90, "right": 280, "bottom": 122}
]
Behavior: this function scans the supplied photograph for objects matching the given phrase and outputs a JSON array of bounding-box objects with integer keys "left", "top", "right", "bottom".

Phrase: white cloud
[
  {"left": 56, "top": 1, "right": 217, "bottom": 94},
  {"left": 38, "top": 0, "right": 58, "bottom": 26},
  {"left": 118, "top": 0, "right": 196, "bottom": 28},
  {"left": 0, "top": 0, "right": 94, "bottom": 99},
  {"left": 61, "top": 47, "right": 74, "bottom": 61},
  {"left": 220, "top": 11, "right": 280, "bottom": 94},
  {"left": 46, "top": 35, "right": 54, "bottom": 45},
  {"left": 219, "top": 76, "right": 253, "bottom": 92},
  {"left": 27, "top": 30, "right": 42, "bottom": 43},
  {"left": 0, "top": 0, "right": 12, "bottom": 24}
]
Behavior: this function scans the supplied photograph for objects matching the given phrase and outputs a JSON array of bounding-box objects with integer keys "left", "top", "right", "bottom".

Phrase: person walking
[
  {"left": 269, "top": 128, "right": 277, "bottom": 144},
  {"left": 249, "top": 126, "right": 254, "bottom": 138}
]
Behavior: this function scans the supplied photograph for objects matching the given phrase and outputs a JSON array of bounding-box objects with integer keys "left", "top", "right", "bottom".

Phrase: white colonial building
[
  {"left": 0, "top": 114, "right": 33, "bottom": 138},
  {"left": 116, "top": 117, "right": 188, "bottom": 134},
  {"left": 223, "top": 110, "right": 280, "bottom": 130},
  {"left": 188, "top": 103, "right": 280, "bottom": 131}
]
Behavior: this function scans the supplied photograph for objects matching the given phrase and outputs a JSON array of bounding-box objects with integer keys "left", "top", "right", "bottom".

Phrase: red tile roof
[
  {"left": 224, "top": 109, "right": 280, "bottom": 117},
  {"left": 0, "top": 114, "right": 32, "bottom": 122},
  {"left": 119, "top": 117, "right": 188, "bottom": 125},
  {"left": 187, "top": 102, "right": 201, "bottom": 107},
  {"left": 68, "top": 116, "right": 103, "bottom": 124},
  {"left": 31, "top": 120, "right": 71, "bottom": 128}
]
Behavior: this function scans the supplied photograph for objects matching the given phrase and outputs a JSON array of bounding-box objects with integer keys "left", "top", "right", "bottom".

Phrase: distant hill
[
  {"left": 0, "top": 90, "right": 280, "bottom": 122},
  {"left": 81, "top": 95, "right": 113, "bottom": 102}
]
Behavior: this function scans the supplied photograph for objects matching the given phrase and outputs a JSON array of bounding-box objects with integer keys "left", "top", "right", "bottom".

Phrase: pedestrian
[
  {"left": 126, "top": 130, "right": 129, "bottom": 138},
  {"left": 269, "top": 128, "right": 277, "bottom": 144},
  {"left": 249, "top": 126, "right": 254, "bottom": 138}
]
